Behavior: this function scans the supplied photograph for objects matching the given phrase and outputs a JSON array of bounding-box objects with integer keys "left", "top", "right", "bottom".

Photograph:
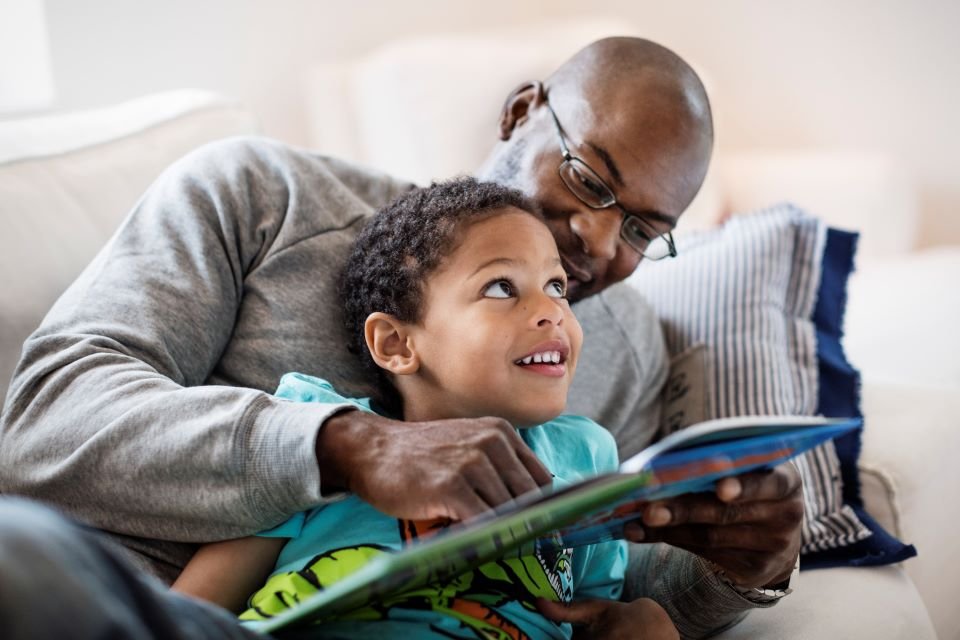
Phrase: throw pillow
[{"left": 628, "top": 204, "right": 915, "bottom": 567}]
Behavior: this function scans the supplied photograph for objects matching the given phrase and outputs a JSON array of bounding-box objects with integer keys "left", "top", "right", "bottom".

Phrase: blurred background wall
[{"left": 18, "top": 0, "right": 960, "bottom": 247}]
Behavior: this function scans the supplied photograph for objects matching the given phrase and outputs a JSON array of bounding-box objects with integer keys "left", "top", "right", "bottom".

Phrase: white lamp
[{"left": 0, "top": 0, "right": 55, "bottom": 114}]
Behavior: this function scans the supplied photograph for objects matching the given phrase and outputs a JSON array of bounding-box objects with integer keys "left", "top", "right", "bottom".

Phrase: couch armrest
[
  {"left": 0, "top": 90, "right": 259, "bottom": 394},
  {"left": 858, "top": 381, "right": 960, "bottom": 640},
  {"left": 717, "top": 565, "right": 935, "bottom": 639}
]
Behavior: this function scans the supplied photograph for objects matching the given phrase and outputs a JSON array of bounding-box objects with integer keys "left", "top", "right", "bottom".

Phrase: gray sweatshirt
[{"left": 0, "top": 137, "right": 764, "bottom": 637}]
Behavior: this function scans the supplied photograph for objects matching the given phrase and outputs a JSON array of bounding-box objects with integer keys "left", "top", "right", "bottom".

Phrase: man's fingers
[
  {"left": 344, "top": 414, "right": 555, "bottom": 521},
  {"left": 643, "top": 494, "right": 777, "bottom": 527},
  {"left": 443, "top": 482, "right": 497, "bottom": 521},
  {"left": 640, "top": 523, "right": 788, "bottom": 551},
  {"left": 478, "top": 430, "right": 546, "bottom": 498},
  {"left": 716, "top": 464, "right": 801, "bottom": 503},
  {"left": 644, "top": 467, "right": 804, "bottom": 528},
  {"left": 503, "top": 428, "right": 554, "bottom": 488},
  {"left": 462, "top": 455, "right": 515, "bottom": 508}
]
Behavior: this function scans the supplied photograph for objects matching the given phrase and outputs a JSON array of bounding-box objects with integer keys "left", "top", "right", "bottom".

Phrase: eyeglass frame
[{"left": 543, "top": 99, "right": 678, "bottom": 260}]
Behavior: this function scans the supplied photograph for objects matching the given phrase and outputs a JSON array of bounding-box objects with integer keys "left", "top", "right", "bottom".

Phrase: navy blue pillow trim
[
  {"left": 813, "top": 227, "right": 864, "bottom": 506},
  {"left": 810, "top": 227, "right": 915, "bottom": 567},
  {"left": 802, "top": 507, "right": 917, "bottom": 570}
]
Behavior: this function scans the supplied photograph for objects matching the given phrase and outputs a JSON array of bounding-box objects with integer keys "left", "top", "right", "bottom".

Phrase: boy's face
[{"left": 406, "top": 208, "right": 583, "bottom": 427}]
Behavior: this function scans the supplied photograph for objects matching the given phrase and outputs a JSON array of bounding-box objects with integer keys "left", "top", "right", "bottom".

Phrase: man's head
[
  {"left": 477, "top": 37, "right": 714, "bottom": 301},
  {"left": 341, "top": 177, "right": 583, "bottom": 426}
]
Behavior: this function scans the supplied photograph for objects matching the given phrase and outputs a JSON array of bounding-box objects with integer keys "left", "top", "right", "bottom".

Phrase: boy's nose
[{"left": 534, "top": 296, "right": 564, "bottom": 328}]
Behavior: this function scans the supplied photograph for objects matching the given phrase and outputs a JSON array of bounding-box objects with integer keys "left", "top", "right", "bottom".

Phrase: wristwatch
[{"left": 717, "top": 560, "right": 798, "bottom": 604}]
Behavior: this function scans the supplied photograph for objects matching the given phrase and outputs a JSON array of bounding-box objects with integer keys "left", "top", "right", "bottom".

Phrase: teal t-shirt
[{"left": 241, "top": 373, "right": 627, "bottom": 640}]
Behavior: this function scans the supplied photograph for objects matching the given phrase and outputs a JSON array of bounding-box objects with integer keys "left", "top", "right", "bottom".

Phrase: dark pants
[{"left": 0, "top": 496, "right": 262, "bottom": 640}]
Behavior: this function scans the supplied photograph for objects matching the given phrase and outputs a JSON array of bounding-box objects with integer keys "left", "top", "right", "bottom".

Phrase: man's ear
[
  {"left": 364, "top": 312, "right": 420, "bottom": 375},
  {"left": 497, "top": 80, "right": 547, "bottom": 141}
]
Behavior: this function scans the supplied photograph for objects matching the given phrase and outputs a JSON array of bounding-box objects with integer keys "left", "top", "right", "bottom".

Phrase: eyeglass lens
[
  {"left": 559, "top": 159, "right": 615, "bottom": 208},
  {"left": 560, "top": 159, "right": 671, "bottom": 258}
]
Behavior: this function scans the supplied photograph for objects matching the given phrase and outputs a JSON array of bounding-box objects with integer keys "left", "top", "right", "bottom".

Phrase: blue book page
[{"left": 551, "top": 419, "right": 860, "bottom": 549}]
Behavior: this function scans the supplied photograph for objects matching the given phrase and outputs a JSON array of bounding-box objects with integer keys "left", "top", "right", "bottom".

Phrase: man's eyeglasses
[{"left": 545, "top": 100, "right": 677, "bottom": 260}]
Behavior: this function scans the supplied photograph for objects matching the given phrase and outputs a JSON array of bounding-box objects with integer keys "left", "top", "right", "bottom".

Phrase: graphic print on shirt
[{"left": 240, "top": 516, "right": 575, "bottom": 640}]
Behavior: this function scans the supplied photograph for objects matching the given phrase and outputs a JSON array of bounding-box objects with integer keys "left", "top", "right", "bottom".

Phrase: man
[{"left": 0, "top": 37, "right": 801, "bottom": 638}]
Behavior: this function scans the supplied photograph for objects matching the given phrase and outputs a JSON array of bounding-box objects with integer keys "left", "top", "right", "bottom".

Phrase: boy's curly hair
[{"left": 339, "top": 176, "right": 540, "bottom": 412}]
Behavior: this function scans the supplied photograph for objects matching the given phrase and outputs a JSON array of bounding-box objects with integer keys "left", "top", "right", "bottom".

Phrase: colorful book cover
[{"left": 248, "top": 415, "right": 860, "bottom": 635}]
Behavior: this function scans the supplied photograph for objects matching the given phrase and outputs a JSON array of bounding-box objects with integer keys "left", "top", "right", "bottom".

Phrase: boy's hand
[
  {"left": 316, "top": 409, "right": 553, "bottom": 521},
  {"left": 537, "top": 596, "right": 679, "bottom": 640},
  {"left": 626, "top": 464, "right": 803, "bottom": 589}
]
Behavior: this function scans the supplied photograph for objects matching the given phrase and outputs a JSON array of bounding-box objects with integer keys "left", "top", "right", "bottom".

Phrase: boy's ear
[{"left": 364, "top": 312, "right": 420, "bottom": 375}]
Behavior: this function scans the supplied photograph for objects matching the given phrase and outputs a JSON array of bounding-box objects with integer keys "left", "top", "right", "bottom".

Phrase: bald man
[{"left": 0, "top": 38, "right": 800, "bottom": 638}]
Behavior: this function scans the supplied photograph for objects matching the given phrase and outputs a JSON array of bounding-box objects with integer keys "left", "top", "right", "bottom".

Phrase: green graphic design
[{"left": 240, "top": 526, "right": 573, "bottom": 639}]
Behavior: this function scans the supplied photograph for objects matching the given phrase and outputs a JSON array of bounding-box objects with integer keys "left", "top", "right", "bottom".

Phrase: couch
[{"left": 0, "top": 89, "right": 955, "bottom": 640}]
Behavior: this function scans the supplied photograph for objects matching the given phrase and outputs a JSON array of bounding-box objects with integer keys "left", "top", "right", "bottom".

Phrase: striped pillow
[{"left": 626, "top": 205, "right": 872, "bottom": 557}]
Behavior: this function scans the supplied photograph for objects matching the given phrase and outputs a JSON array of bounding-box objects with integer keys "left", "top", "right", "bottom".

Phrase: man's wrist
[
  {"left": 315, "top": 407, "right": 363, "bottom": 494},
  {"left": 714, "top": 558, "right": 799, "bottom": 605}
]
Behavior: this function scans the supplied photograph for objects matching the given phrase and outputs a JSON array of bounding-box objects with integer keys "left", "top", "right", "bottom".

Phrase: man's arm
[
  {"left": 622, "top": 543, "right": 776, "bottom": 640},
  {"left": 0, "top": 138, "right": 351, "bottom": 542},
  {"left": 0, "top": 137, "right": 552, "bottom": 548}
]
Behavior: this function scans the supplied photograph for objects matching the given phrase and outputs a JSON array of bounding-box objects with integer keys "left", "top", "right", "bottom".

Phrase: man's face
[
  {"left": 406, "top": 209, "right": 583, "bottom": 427},
  {"left": 486, "top": 86, "right": 711, "bottom": 302}
]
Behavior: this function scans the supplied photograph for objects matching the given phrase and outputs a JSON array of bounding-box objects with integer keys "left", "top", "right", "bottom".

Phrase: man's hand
[
  {"left": 316, "top": 409, "right": 553, "bottom": 521},
  {"left": 626, "top": 464, "right": 804, "bottom": 588},
  {"left": 537, "top": 597, "right": 679, "bottom": 640}
]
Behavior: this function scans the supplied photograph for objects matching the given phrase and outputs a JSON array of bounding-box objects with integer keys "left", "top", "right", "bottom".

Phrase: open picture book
[{"left": 248, "top": 415, "right": 860, "bottom": 635}]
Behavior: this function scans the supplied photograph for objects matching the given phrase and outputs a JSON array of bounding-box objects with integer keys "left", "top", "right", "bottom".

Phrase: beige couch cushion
[
  {"left": 718, "top": 151, "right": 919, "bottom": 261},
  {"left": 303, "top": 19, "right": 724, "bottom": 233},
  {"left": 723, "top": 565, "right": 935, "bottom": 639},
  {"left": 0, "top": 90, "right": 258, "bottom": 394}
]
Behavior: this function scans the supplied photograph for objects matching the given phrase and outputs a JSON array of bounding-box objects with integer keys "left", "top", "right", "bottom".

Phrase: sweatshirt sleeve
[
  {"left": 568, "top": 282, "right": 669, "bottom": 460},
  {"left": 623, "top": 543, "right": 776, "bottom": 640},
  {"left": 0, "top": 138, "right": 368, "bottom": 542}
]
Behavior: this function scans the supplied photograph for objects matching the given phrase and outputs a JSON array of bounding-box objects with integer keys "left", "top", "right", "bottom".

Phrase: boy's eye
[
  {"left": 545, "top": 280, "right": 566, "bottom": 298},
  {"left": 483, "top": 280, "right": 514, "bottom": 299}
]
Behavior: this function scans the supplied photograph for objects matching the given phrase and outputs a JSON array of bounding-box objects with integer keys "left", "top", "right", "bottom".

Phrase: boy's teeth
[{"left": 516, "top": 351, "right": 563, "bottom": 366}]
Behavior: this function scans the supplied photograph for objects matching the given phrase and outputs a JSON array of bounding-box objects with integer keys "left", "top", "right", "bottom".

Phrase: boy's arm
[
  {"left": 172, "top": 536, "right": 287, "bottom": 613},
  {"left": 537, "top": 597, "right": 679, "bottom": 640}
]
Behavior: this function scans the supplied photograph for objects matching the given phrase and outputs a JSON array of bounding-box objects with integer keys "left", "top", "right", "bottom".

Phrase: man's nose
[{"left": 569, "top": 208, "right": 620, "bottom": 260}]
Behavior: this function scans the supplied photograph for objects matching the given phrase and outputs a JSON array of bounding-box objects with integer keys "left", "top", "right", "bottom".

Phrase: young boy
[{"left": 173, "top": 177, "right": 677, "bottom": 640}]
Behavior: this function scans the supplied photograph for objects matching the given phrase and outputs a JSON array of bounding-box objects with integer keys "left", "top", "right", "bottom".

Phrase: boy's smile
[
  {"left": 399, "top": 208, "right": 583, "bottom": 427},
  {"left": 513, "top": 339, "right": 569, "bottom": 377}
]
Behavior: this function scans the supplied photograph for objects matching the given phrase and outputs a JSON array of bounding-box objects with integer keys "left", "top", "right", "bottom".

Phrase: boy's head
[{"left": 341, "top": 176, "right": 583, "bottom": 427}]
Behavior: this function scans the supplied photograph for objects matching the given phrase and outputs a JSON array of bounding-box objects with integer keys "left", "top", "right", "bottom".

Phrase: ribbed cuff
[{"left": 238, "top": 395, "right": 355, "bottom": 524}]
